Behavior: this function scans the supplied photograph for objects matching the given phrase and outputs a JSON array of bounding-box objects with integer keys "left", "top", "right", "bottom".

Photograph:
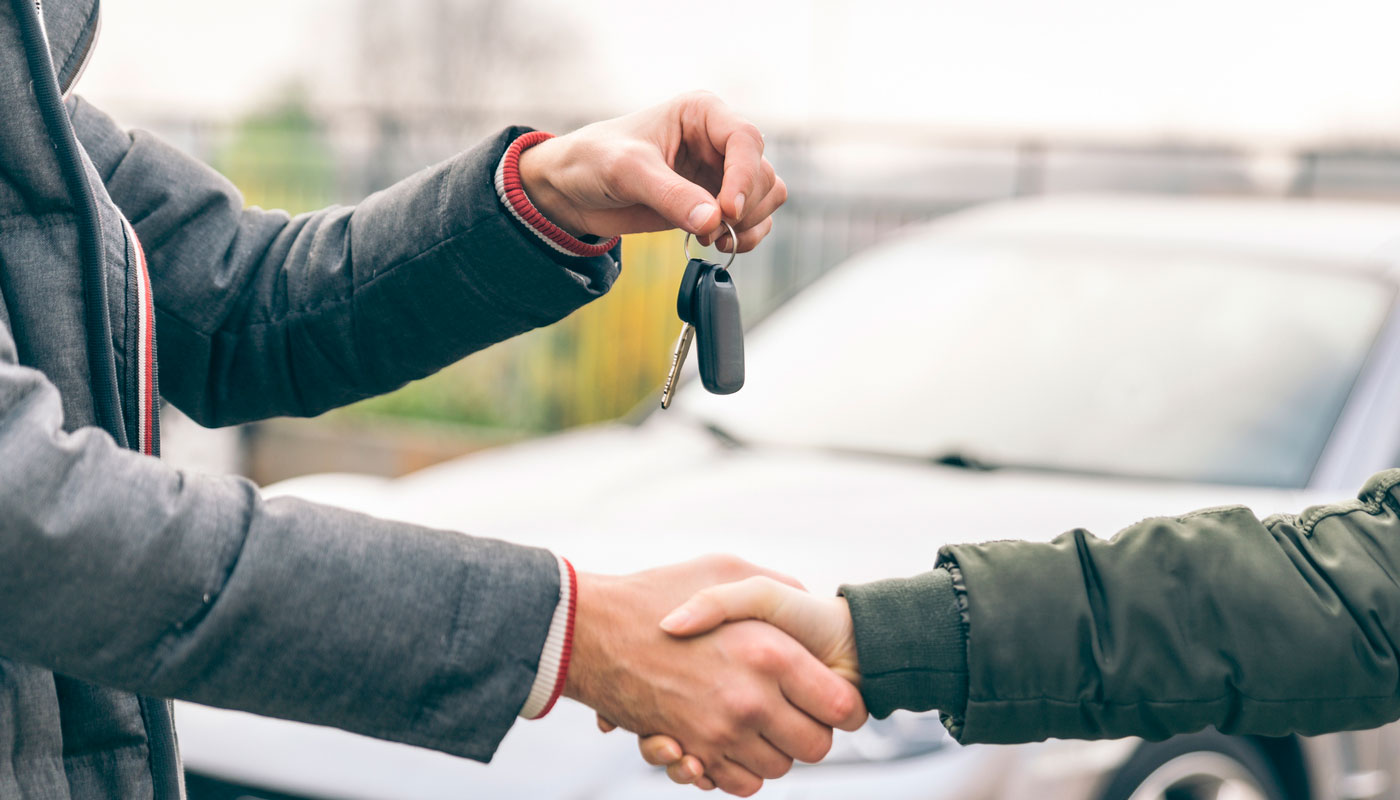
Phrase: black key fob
[
  {"left": 677, "top": 258, "right": 714, "bottom": 324},
  {"left": 694, "top": 267, "right": 744, "bottom": 394}
]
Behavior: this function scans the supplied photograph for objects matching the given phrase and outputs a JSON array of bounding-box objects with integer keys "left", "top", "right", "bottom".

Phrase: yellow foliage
[{"left": 345, "top": 230, "right": 687, "bottom": 431}]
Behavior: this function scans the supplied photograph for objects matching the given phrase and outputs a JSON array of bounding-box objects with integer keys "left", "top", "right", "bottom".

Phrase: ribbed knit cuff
[
  {"left": 495, "top": 131, "right": 622, "bottom": 258},
  {"left": 839, "top": 567, "right": 968, "bottom": 721},
  {"left": 519, "top": 556, "right": 577, "bottom": 719}
]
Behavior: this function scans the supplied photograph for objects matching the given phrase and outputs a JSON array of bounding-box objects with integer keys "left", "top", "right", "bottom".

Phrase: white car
[{"left": 180, "top": 194, "right": 1400, "bottom": 800}]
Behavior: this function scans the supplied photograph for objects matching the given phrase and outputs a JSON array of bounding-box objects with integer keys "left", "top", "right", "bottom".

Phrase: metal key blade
[{"left": 660, "top": 323, "right": 696, "bottom": 409}]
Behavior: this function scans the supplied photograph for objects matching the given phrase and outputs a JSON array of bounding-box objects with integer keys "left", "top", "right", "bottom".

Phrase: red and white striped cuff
[
  {"left": 495, "top": 131, "right": 620, "bottom": 258},
  {"left": 519, "top": 556, "right": 577, "bottom": 719}
]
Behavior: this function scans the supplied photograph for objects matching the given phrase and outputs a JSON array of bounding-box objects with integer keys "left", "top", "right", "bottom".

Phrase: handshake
[{"left": 563, "top": 556, "right": 865, "bottom": 797}]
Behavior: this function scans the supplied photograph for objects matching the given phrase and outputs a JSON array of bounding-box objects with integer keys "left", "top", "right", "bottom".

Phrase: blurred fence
[{"left": 143, "top": 106, "right": 1400, "bottom": 436}]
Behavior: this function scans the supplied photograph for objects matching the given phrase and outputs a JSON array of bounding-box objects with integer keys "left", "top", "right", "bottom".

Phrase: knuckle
[
  {"left": 799, "top": 727, "right": 834, "bottom": 763},
  {"left": 656, "top": 179, "right": 693, "bottom": 213},
  {"left": 827, "top": 686, "right": 859, "bottom": 723},
  {"left": 680, "top": 89, "right": 721, "bottom": 107},
  {"left": 721, "top": 685, "right": 767, "bottom": 727},
  {"left": 745, "top": 638, "right": 790, "bottom": 674},
  {"left": 601, "top": 146, "right": 643, "bottom": 185},
  {"left": 772, "top": 178, "right": 789, "bottom": 207},
  {"left": 761, "top": 754, "right": 794, "bottom": 780},
  {"left": 701, "top": 713, "right": 741, "bottom": 748},
  {"left": 706, "top": 553, "right": 750, "bottom": 578},
  {"left": 737, "top": 122, "right": 764, "bottom": 149},
  {"left": 735, "top": 778, "right": 763, "bottom": 797}
]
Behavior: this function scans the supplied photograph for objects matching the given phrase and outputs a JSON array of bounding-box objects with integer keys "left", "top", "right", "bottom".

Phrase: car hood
[
  {"left": 213, "top": 418, "right": 1338, "bottom": 799},
  {"left": 268, "top": 415, "right": 1323, "bottom": 594}
]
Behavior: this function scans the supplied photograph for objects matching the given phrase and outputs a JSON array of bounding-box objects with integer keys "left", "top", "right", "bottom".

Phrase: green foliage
[
  {"left": 218, "top": 93, "right": 681, "bottom": 434},
  {"left": 213, "top": 86, "right": 335, "bottom": 216}
]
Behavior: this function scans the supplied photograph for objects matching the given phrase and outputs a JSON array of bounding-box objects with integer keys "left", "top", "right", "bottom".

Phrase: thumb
[
  {"left": 615, "top": 153, "right": 721, "bottom": 235},
  {"left": 659, "top": 575, "right": 796, "bottom": 637}
]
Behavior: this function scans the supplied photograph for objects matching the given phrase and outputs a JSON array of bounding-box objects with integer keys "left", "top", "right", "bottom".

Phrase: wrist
[
  {"left": 516, "top": 138, "right": 588, "bottom": 239},
  {"left": 562, "top": 570, "right": 617, "bottom": 709},
  {"left": 496, "top": 132, "right": 619, "bottom": 257},
  {"left": 830, "top": 597, "right": 861, "bottom": 686}
]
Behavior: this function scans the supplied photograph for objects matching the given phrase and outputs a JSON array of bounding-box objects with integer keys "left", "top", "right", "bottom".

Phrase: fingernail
[
  {"left": 684, "top": 761, "right": 700, "bottom": 780},
  {"left": 688, "top": 203, "right": 717, "bottom": 231},
  {"left": 734, "top": 193, "right": 746, "bottom": 219},
  {"left": 659, "top": 608, "right": 692, "bottom": 632},
  {"left": 663, "top": 744, "right": 681, "bottom": 761}
]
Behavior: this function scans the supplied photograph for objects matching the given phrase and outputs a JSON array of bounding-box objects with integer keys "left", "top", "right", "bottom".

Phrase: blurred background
[
  {"left": 81, "top": 0, "right": 1400, "bottom": 485},
  {"left": 79, "top": 2, "right": 1400, "bottom": 799}
]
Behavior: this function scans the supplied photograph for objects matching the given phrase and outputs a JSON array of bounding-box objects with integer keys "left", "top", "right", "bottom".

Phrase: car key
[
  {"left": 661, "top": 224, "right": 743, "bottom": 407},
  {"left": 661, "top": 256, "right": 715, "bottom": 409}
]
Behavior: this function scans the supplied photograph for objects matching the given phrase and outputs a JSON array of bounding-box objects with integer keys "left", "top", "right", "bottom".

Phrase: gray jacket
[{"left": 0, "top": 1, "right": 620, "bottom": 797}]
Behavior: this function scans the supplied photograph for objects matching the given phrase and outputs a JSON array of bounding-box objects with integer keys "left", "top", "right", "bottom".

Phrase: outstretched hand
[
  {"left": 566, "top": 559, "right": 864, "bottom": 797},
  {"left": 624, "top": 577, "right": 865, "bottom": 792},
  {"left": 517, "top": 91, "right": 786, "bottom": 253}
]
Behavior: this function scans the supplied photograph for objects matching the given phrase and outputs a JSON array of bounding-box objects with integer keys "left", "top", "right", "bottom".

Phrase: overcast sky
[{"left": 79, "top": 0, "right": 1400, "bottom": 147}]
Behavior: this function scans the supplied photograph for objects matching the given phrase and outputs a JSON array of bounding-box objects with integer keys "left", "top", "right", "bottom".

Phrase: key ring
[{"left": 682, "top": 221, "right": 738, "bottom": 269}]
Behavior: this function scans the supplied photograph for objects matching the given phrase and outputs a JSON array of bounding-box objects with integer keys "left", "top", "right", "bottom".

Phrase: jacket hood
[
  {"left": 39, "top": 0, "right": 100, "bottom": 96},
  {"left": 0, "top": 0, "right": 98, "bottom": 213}
]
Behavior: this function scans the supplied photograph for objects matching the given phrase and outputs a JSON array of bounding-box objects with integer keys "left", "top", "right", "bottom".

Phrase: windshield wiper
[
  {"left": 700, "top": 420, "right": 745, "bottom": 449},
  {"left": 927, "top": 450, "right": 1000, "bottom": 471}
]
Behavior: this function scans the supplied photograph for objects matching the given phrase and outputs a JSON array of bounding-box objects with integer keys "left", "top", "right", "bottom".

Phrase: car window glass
[{"left": 680, "top": 234, "right": 1394, "bottom": 488}]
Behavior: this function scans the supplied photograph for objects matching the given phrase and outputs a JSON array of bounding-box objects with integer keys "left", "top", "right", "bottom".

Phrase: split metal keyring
[{"left": 682, "top": 221, "right": 738, "bottom": 269}]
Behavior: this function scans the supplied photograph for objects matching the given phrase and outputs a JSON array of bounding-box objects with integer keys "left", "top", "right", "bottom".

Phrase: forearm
[
  {"left": 0, "top": 353, "right": 560, "bottom": 760},
  {"left": 72, "top": 98, "right": 620, "bottom": 425},
  {"left": 848, "top": 469, "right": 1400, "bottom": 745}
]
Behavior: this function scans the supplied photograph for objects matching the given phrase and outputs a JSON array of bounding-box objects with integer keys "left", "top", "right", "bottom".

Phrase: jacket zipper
[{"left": 12, "top": 1, "right": 182, "bottom": 798}]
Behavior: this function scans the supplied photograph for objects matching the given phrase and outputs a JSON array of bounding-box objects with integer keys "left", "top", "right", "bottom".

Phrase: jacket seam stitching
[
  {"left": 1298, "top": 472, "right": 1400, "bottom": 532},
  {"left": 968, "top": 691, "right": 1400, "bottom": 706}
]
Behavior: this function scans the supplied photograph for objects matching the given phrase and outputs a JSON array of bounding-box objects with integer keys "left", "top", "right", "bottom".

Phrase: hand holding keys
[{"left": 660, "top": 223, "right": 745, "bottom": 408}]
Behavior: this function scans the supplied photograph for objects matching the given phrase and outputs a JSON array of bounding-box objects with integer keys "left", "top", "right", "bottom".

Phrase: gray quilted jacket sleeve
[
  {"left": 0, "top": 99, "right": 614, "bottom": 762},
  {"left": 69, "top": 97, "right": 620, "bottom": 426},
  {"left": 0, "top": 330, "right": 563, "bottom": 759}
]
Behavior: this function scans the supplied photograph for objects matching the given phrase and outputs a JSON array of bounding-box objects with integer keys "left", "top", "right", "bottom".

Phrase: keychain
[{"left": 660, "top": 221, "right": 744, "bottom": 408}]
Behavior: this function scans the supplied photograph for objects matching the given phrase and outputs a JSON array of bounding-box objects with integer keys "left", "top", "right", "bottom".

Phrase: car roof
[{"left": 932, "top": 194, "right": 1400, "bottom": 274}]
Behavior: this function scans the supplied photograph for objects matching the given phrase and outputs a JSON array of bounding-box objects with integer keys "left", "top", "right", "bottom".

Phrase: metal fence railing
[{"left": 136, "top": 108, "right": 1400, "bottom": 434}]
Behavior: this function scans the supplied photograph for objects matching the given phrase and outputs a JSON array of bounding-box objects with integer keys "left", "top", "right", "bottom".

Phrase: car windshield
[{"left": 679, "top": 231, "right": 1396, "bottom": 488}]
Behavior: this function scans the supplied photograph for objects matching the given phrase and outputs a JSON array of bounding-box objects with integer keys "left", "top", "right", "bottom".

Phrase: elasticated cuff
[{"left": 839, "top": 567, "right": 968, "bottom": 720}]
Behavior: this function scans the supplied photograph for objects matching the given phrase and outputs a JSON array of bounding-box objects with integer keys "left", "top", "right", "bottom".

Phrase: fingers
[
  {"left": 733, "top": 170, "right": 785, "bottom": 234},
  {"left": 759, "top": 705, "right": 834, "bottom": 764},
  {"left": 639, "top": 734, "right": 683, "bottom": 766},
  {"left": 716, "top": 217, "right": 773, "bottom": 254},
  {"left": 666, "top": 755, "right": 706, "bottom": 785},
  {"left": 705, "top": 757, "right": 766, "bottom": 797},
  {"left": 778, "top": 646, "right": 868, "bottom": 732},
  {"left": 693, "top": 96, "right": 766, "bottom": 224},
  {"left": 660, "top": 575, "right": 794, "bottom": 637},
  {"left": 727, "top": 737, "right": 794, "bottom": 781},
  {"left": 611, "top": 150, "right": 719, "bottom": 235}
]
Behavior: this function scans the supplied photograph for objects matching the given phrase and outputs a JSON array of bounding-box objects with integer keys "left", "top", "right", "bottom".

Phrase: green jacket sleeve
[{"left": 842, "top": 468, "right": 1400, "bottom": 745}]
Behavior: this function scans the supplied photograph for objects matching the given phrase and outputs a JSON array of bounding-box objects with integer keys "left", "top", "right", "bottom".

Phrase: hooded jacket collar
[{"left": 35, "top": 0, "right": 100, "bottom": 97}]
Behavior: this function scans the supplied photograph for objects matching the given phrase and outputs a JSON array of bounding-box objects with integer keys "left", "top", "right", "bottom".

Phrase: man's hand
[
  {"left": 517, "top": 92, "right": 786, "bottom": 253},
  {"left": 634, "top": 576, "right": 864, "bottom": 791},
  {"left": 566, "top": 557, "right": 864, "bottom": 797}
]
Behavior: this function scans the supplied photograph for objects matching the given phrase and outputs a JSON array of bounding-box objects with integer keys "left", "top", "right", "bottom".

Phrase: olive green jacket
[{"left": 841, "top": 468, "right": 1400, "bottom": 744}]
